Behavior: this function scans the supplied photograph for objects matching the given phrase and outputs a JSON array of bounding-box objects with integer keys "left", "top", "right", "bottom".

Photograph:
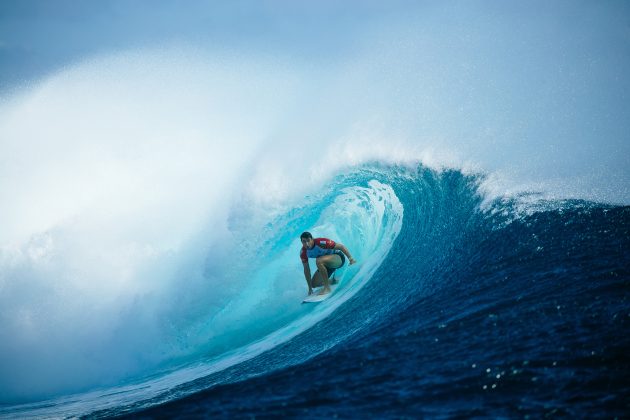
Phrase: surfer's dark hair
[{"left": 300, "top": 231, "right": 313, "bottom": 240}]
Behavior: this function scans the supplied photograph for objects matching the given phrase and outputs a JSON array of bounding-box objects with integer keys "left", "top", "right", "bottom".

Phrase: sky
[
  {"left": 0, "top": 0, "right": 411, "bottom": 91},
  {"left": 0, "top": 0, "right": 629, "bottom": 198}
]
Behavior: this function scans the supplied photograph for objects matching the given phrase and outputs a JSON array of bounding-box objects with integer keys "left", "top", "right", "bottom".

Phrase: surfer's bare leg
[
  {"left": 311, "top": 270, "right": 339, "bottom": 287},
  {"left": 315, "top": 254, "right": 342, "bottom": 295},
  {"left": 310, "top": 270, "right": 324, "bottom": 288}
]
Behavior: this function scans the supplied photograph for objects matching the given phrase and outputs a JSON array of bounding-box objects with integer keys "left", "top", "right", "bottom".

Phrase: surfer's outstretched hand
[{"left": 349, "top": 258, "right": 357, "bottom": 265}]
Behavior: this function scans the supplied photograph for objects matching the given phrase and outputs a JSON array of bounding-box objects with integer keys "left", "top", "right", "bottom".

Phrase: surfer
[{"left": 300, "top": 231, "right": 356, "bottom": 296}]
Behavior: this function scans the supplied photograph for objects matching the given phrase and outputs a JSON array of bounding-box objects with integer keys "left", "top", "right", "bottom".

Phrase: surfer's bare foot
[{"left": 318, "top": 287, "right": 331, "bottom": 295}]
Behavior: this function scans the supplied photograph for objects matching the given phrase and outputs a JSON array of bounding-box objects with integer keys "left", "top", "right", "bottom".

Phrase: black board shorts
[{"left": 326, "top": 252, "right": 346, "bottom": 277}]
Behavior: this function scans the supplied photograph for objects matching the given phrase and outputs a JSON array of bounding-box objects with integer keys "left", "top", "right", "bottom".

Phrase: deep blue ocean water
[{"left": 55, "top": 164, "right": 627, "bottom": 419}]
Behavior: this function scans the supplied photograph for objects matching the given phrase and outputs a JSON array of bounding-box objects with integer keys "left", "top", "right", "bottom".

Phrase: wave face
[
  {"left": 1, "top": 163, "right": 628, "bottom": 418},
  {"left": 114, "top": 166, "right": 630, "bottom": 418}
]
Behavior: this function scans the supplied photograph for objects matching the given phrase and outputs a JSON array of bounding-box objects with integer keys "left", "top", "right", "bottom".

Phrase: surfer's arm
[
  {"left": 303, "top": 261, "right": 313, "bottom": 294},
  {"left": 334, "top": 243, "right": 356, "bottom": 265}
]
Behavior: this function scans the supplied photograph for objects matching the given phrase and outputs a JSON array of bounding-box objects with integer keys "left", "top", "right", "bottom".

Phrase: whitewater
[{"left": 1, "top": 4, "right": 629, "bottom": 418}]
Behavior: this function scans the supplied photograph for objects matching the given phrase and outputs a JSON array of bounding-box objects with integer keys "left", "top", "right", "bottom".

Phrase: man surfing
[{"left": 300, "top": 231, "right": 356, "bottom": 296}]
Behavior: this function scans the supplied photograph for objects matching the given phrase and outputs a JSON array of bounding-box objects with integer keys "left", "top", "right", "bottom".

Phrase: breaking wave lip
[{"left": 0, "top": 170, "right": 404, "bottom": 418}]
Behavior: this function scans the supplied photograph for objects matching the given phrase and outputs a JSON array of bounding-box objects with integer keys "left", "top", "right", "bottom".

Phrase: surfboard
[{"left": 302, "top": 284, "right": 338, "bottom": 303}]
